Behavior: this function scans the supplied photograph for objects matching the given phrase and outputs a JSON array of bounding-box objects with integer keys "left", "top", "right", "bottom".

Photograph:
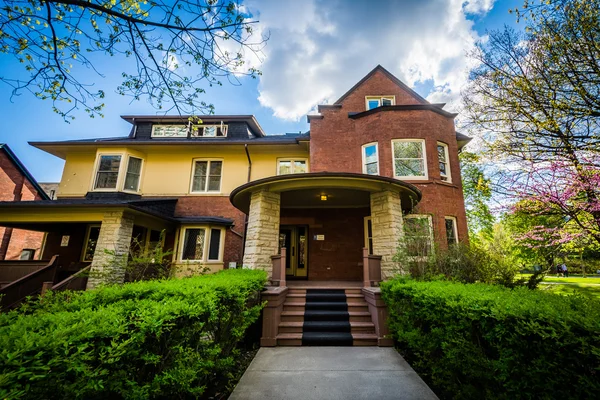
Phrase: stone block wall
[
  {"left": 370, "top": 190, "right": 404, "bottom": 278},
  {"left": 243, "top": 190, "right": 280, "bottom": 275}
]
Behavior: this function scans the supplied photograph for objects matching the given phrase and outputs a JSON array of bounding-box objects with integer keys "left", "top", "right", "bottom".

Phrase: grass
[
  {"left": 519, "top": 274, "right": 600, "bottom": 284},
  {"left": 539, "top": 283, "right": 600, "bottom": 300}
]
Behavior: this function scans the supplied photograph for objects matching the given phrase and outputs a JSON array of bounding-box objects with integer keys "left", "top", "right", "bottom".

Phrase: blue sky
[{"left": 0, "top": 0, "right": 523, "bottom": 183}]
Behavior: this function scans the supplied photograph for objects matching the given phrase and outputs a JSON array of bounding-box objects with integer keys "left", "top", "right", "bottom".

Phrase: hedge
[
  {"left": 381, "top": 278, "right": 600, "bottom": 400},
  {"left": 0, "top": 269, "right": 267, "bottom": 399}
]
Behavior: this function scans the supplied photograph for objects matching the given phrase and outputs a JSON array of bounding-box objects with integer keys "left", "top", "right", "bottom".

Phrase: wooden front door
[{"left": 279, "top": 225, "right": 308, "bottom": 279}]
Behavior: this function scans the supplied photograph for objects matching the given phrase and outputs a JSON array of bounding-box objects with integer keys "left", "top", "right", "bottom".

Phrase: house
[
  {"left": 0, "top": 144, "right": 50, "bottom": 261},
  {"left": 0, "top": 66, "right": 470, "bottom": 344}
]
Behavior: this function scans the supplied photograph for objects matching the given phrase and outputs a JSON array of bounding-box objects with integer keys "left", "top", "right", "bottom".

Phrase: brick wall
[
  {"left": 309, "top": 69, "right": 468, "bottom": 246},
  {"left": 0, "top": 149, "right": 46, "bottom": 260}
]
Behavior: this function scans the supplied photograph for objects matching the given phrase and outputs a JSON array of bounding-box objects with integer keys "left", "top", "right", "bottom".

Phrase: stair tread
[
  {"left": 282, "top": 311, "right": 370, "bottom": 316},
  {"left": 277, "top": 333, "right": 378, "bottom": 339},
  {"left": 279, "top": 321, "right": 374, "bottom": 327},
  {"left": 288, "top": 293, "right": 364, "bottom": 298}
]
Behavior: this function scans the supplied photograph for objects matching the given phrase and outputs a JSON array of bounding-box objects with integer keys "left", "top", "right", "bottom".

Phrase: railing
[
  {"left": 270, "top": 247, "right": 287, "bottom": 287},
  {"left": 52, "top": 265, "right": 91, "bottom": 292},
  {"left": 0, "top": 255, "right": 59, "bottom": 310},
  {"left": 362, "top": 247, "right": 382, "bottom": 287},
  {"left": 0, "top": 260, "right": 51, "bottom": 288}
]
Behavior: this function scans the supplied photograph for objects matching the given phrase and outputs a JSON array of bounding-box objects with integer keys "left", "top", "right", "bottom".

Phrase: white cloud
[{"left": 242, "top": 0, "right": 497, "bottom": 120}]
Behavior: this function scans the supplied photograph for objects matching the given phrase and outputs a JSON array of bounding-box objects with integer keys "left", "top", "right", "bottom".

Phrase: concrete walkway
[{"left": 229, "top": 347, "right": 438, "bottom": 400}]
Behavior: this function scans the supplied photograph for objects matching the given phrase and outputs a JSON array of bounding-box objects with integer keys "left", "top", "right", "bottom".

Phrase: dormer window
[
  {"left": 366, "top": 96, "right": 395, "bottom": 110},
  {"left": 192, "top": 124, "right": 228, "bottom": 138},
  {"left": 151, "top": 125, "right": 187, "bottom": 138}
]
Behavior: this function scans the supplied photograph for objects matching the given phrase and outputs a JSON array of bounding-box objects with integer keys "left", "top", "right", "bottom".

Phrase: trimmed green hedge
[
  {"left": 0, "top": 269, "right": 267, "bottom": 399},
  {"left": 381, "top": 278, "right": 600, "bottom": 399}
]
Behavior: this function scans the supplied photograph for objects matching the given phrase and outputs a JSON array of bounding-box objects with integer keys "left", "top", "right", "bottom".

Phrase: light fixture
[{"left": 320, "top": 194, "right": 328, "bottom": 201}]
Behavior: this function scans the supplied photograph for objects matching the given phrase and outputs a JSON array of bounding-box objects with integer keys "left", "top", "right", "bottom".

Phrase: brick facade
[
  {"left": 0, "top": 148, "right": 46, "bottom": 260},
  {"left": 309, "top": 68, "right": 468, "bottom": 247}
]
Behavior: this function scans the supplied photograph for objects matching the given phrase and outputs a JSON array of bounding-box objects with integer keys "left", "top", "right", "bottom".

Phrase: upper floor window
[
  {"left": 362, "top": 143, "right": 379, "bottom": 175},
  {"left": 191, "top": 160, "right": 222, "bottom": 193},
  {"left": 392, "top": 139, "right": 428, "bottom": 180},
  {"left": 366, "top": 96, "right": 395, "bottom": 110},
  {"left": 192, "top": 124, "right": 228, "bottom": 138},
  {"left": 124, "top": 156, "right": 143, "bottom": 192},
  {"left": 94, "top": 155, "right": 121, "bottom": 190},
  {"left": 152, "top": 125, "right": 187, "bottom": 138},
  {"left": 179, "top": 226, "right": 224, "bottom": 262},
  {"left": 437, "top": 142, "right": 451, "bottom": 183},
  {"left": 404, "top": 214, "right": 433, "bottom": 257},
  {"left": 445, "top": 216, "right": 458, "bottom": 246},
  {"left": 278, "top": 159, "right": 307, "bottom": 175}
]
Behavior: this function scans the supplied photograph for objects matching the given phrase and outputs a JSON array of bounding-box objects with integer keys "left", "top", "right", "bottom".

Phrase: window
[
  {"left": 362, "top": 143, "right": 379, "bottom": 175},
  {"left": 278, "top": 159, "right": 308, "bottom": 175},
  {"left": 20, "top": 249, "right": 35, "bottom": 260},
  {"left": 82, "top": 225, "right": 101, "bottom": 262},
  {"left": 179, "top": 227, "right": 223, "bottom": 262},
  {"left": 364, "top": 217, "right": 374, "bottom": 255},
  {"left": 365, "top": 96, "right": 395, "bottom": 110},
  {"left": 94, "top": 155, "right": 121, "bottom": 189},
  {"left": 404, "top": 215, "right": 433, "bottom": 257},
  {"left": 191, "top": 124, "right": 228, "bottom": 137},
  {"left": 191, "top": 160, "right": 222, "bottom": 193},
  {"left": 445, "top": 217, "right": 458, "bottom": 246},
  {"left": 392, "top": 139, "right": 427, "bottom": 180},
  {"left": 152, "top": 125, "right": 188, "bottom": 138},
  {"left": 437, "top": 142, "right": 451, "bottom": 182},
  {"left": 124, "top": 156, "right": 143, "bottom": 192}
]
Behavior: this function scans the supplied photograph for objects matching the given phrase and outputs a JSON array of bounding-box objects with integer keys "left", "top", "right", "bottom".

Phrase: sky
[{"left": 0, "top": 0, "right": 523, "bottom": 183}]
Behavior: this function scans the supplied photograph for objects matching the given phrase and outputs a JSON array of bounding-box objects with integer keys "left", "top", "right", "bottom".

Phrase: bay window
[
  {"left": 403, "top": 215, "right": 433, "bottom": 257},
  {"left": 124, "top": 156, "right": 143, "bottom": 192},
  {"left": 94, "top": 155, "right": 121, "bottom": 189},
  {"left": 392, "top": 139, "right": 428, "bottom": 180},
  {"left": 179, "top": 227, "right": 224, "bottom": 262}
]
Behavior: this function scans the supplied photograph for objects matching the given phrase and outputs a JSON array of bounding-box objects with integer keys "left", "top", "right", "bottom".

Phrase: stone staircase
[{"left": 276, "top": 286, "right": 378, "bottom": 346}]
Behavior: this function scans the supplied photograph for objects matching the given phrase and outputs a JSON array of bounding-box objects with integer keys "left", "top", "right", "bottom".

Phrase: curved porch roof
[{"left": 230, "top": 172, "right": 421, "bottom": 214}]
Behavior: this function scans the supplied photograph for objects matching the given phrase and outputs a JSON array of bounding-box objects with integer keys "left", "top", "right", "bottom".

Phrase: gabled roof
[
  {"left": 334, "top": 65, "right": 429, "bottom": 105},
  {"left": 120, "top": 114, "right": 266, "bottom": 137},
  {"left": 0, "top": 144, "right": 50, "bottom": 200}
]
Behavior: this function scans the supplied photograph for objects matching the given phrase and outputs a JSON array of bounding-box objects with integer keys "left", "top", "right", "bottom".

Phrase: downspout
[{"left": 238, "top": 144, "right": 253, "bottom": 265}]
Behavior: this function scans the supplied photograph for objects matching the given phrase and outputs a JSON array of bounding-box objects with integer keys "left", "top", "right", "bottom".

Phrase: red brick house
[{"left": 0, "top": 144, "right": 50, "bottom": 261}]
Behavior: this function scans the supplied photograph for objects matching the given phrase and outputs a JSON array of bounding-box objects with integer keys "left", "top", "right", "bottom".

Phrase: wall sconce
[{"left": 320, "top": 194, "right": 328, "bottom": 201}]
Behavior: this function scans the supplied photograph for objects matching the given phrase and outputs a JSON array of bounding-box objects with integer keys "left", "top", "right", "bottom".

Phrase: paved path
[{"left": 229, "top": 347, "right": 438, "bottom": 400}]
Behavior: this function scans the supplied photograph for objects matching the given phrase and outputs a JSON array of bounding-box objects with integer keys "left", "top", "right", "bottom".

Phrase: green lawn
[
  {"left": 519, "top": 274, "right": 600, "bottom": 284},
  {"left": 539, "top": 283, "right": 600, "bottom": 300}
]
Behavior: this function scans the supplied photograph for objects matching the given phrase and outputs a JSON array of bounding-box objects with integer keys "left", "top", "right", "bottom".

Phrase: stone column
[
  {"left": 86, "top": 210, "right": 135, "bottom": 290},
  {"left": 370, "top": 190, "right": 404, "bottom": 279},
  {"left": 243, "top": 190, "right": 280, "bottom": 276}
]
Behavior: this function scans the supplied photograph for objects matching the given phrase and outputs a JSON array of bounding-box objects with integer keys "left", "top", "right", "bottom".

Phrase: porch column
[
  {"left": 370, "top": 190, "right": 404, "bottom": 279},
  {"left": 243, "top": 190, "right": 280, "bottom": 277},
  {"left": 86, "top": 210, "right": 135, "bottom": 290}
]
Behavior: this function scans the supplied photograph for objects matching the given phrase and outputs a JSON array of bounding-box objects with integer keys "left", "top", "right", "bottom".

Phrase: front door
[{"left": 279, "top": 225, "right": 308, "bottom": 278}]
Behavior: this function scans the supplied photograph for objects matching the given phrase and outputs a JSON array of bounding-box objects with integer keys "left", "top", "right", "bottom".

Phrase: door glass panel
[{"left": 298, "top": 227, "right": 306, "bottom": 269}]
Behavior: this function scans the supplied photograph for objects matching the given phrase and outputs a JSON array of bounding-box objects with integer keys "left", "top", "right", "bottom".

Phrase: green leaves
[
  {"left": 0, "top": 269, "right": 267, "bottom": 399},
  {"left": 382, "top": 279, "right": 600, "bottom": 399}
]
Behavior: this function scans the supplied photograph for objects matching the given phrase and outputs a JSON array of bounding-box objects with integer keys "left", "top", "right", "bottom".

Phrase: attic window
[
  {"left": 191, "top": 124, "right": 228, "bottom": 138},
  {"left": 366, "top": 96, "right": 395, "bottom": 110},
  {"left": 152, "top": 125, "right": 188, "bottom": 138}
]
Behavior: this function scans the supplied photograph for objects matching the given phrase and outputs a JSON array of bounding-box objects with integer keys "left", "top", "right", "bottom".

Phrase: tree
[
  {"left": 459, "top": 151, "right": 494, "bottom": 237},
  {"left": 0, "top": 0, "right": 265, "bottom": 120},
  {"left": 462, "top": 0, "right": 600, "bottom": 245}
]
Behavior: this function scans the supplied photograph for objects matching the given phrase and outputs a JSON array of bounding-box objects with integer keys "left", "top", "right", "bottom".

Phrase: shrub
[
  {"left": 0, "top": 269, "right": 267, "bottom": 399},
  {"left": 381, "top": 279, "right": 600, "bottom": 399}
]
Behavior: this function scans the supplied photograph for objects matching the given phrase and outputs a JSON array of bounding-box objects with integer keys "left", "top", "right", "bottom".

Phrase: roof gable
[
  {"left": 0, "top": 144, "right": 50, "bottom": 200},
  {"left": 334, "top": 65, "right": 428, "bottom": 106}
]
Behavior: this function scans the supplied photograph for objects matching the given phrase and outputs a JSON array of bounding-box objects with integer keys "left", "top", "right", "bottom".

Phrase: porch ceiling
[{"left": 230, "top": 172, "right": 421, "bottom": 213}]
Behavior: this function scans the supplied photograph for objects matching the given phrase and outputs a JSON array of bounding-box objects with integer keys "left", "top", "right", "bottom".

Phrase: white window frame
[
  {"left": 365, "top": 96, "right": 396, "bottom": 110},
  {"left": 364, "top": 216, "right": 373, "bottom": 255},
  {"left": 189, "top": 159, "right": 224, "bottom": 194},
  {"left": 403, "top": 214, "right": 434, "bottom": 257},
  {"left": 92, "top": 153, "right": 124, "bottom": 192},
  {"left": 392, "top": 139, "right": 428, "bottom": 180},
  {"left": 151, "top": 124, "right": 188, "bottom": 138},
  {"left": 361, "top": 142, "right": 379, "bottom": 175},
  {"left": 445, "top": 216, "right": 459, "bottom": 245},
  {"left": 81, "top": 224, "right": 101, "bottom": 262},
  {"left": 191, "top": 123, "right": 228, "bottom": 138},
  {"left": 123, "top": 155, "right": 144, "bottom": 193},
  {"left": 177, "top": 226, "right": 225, "bottom": 263},
  {"left": 437, "top": 142, "right": 452, "bottom": 183},
  {"left": 277, "top": 158, "right": 309, "bottom": 175}
]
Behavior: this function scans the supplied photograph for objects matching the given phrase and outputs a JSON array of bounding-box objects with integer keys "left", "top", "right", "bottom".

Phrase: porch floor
[{"left": 286, "top": 281, "right": 363, "bottom": 289}]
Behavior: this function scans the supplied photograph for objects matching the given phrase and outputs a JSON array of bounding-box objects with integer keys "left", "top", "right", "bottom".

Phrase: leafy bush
[
  {"left": 0, "top": 269, "right": 267, "bottom": 399},
  {"left": 381, "top": 279, "right": 600, "bottom": 399}
]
